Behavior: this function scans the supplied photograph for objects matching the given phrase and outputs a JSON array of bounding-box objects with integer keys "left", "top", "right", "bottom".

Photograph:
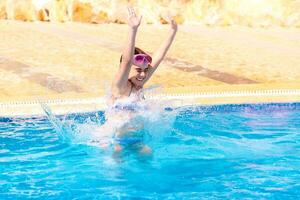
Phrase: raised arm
[
  {"left": 112, "top": 7, "right": 142, "bottom": 94},
  {"left": 146, "top": 18, "right": 177, "bottom": 80}
]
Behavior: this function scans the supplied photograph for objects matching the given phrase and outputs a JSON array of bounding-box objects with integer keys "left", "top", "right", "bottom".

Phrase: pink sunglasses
[{"left": 133, "top": 54, "right": 152, "bottom": 66}]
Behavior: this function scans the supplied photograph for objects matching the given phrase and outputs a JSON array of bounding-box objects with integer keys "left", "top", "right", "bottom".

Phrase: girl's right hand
[{"left": 127, "top": 6, "right": 142, "bottom": 29}]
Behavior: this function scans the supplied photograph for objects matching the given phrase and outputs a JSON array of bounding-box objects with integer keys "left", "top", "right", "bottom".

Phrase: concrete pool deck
[{"left": 0, "top": 21, "right": 300, "bottom": 116}]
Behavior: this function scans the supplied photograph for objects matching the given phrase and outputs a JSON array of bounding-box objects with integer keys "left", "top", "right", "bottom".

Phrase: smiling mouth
[{"left": 136, "top": 78, "right": 144, "bottom": 81}]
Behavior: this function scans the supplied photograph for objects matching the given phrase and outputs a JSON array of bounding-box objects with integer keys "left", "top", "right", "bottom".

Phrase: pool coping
[{"left": 1, "top": 86, "right": 300, "bottom": 117}]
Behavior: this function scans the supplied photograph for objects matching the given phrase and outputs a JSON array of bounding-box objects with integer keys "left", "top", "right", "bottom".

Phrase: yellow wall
[{"left": 0, "top": 0, "right": 299, "bottom": 27}]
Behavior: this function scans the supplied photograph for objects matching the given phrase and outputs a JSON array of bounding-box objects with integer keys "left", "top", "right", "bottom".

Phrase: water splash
[
  {"left": 39, "top": 102, "right": 76, "bottom": 143},
  {"left": 38, "top": 85, "right": 177, "bottom": 149}
]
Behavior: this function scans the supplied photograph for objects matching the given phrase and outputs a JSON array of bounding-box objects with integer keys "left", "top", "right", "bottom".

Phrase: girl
[
  {"left": 111, "top": 6, "right": 177, "bottom": 101},
  {"left": 103, "top": 6, "right": 177, "bottom": 153}
]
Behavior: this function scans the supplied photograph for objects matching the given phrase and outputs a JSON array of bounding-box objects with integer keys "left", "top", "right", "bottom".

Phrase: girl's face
[{"left": 129, "top": 65, "right": 149, "bottom": 88}]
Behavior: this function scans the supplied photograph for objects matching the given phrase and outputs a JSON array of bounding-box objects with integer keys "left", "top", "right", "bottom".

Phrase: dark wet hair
[{"left": 119, "top": 47, "right": 148, "bottom": 63}]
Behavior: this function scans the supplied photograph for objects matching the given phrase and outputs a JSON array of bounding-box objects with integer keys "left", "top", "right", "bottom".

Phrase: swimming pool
[{"left": 1, "top": 102, "right": 300, "bottom": 199}]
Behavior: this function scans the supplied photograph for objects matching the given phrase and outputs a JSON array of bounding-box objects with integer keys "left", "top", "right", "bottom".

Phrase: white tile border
[
  {"left": 0, "top": 88, "right": 300, "bottom": 117},
  {"left": 146, "top": 89, "right": 300, "bottom": 99},
  {"left": 0, "top": 98, "right": 105, "bottom": 108}
]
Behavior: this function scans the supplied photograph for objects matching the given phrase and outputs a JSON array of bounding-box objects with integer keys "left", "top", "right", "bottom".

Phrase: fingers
[
  {"left": 126, "top": 5, "right": 142, "bottom": 27},
  {"left": 166, "top": 12, "right": 172, "bottom": 22},
  {"left": 127, "top": 6, "right": 136, "bottom": 17},
  {"left": 171, "top": 19, "right": 177, "bottom": 25},
  {"left": 167, "top": 13, "right": 177, "bottom": 25}
]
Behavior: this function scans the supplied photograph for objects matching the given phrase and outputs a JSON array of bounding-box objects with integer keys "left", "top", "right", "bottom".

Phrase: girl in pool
[{"left": 101, "top": 6, "right": 177, "bottom": 153}]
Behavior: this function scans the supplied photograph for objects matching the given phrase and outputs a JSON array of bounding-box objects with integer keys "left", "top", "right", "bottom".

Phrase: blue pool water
[{"left": 1, "top": 103, "right": 300, "bottom": 199}]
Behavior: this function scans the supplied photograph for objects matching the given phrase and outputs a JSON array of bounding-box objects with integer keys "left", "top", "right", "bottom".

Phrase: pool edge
[{"left": 1, "top": 87, "right": 300, "bottom": 117}]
